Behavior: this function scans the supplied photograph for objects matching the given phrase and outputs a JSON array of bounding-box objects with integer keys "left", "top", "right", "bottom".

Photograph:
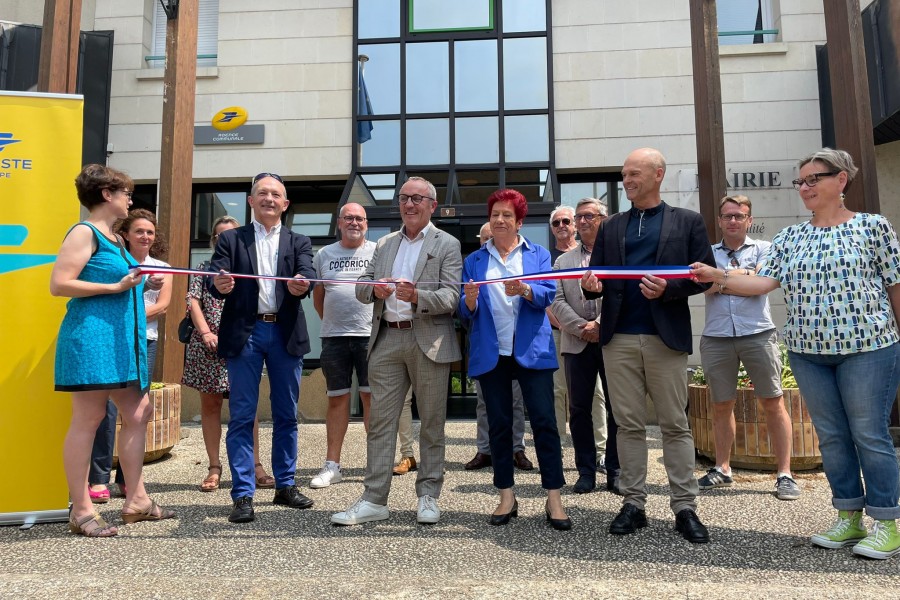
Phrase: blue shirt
[
  {"left": 485, "top": 236, "right": 527, "bottom": 356},
  {"left": 703, "top": 237, "right": 775, "bottom": 338},
  {"left": 616, "top": 204, "right": 663, "bottom": 335}
]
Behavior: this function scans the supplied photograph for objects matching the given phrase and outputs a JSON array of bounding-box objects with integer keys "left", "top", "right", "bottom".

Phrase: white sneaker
[
  {"left": 331, "top": 498, "right": 389, "bottom": 526},
  {"left": 417, "top": 495, "right": 440, "bottom": 524},
  {"left": 310, "top": 461, "right": 342, "bottom": 489}
]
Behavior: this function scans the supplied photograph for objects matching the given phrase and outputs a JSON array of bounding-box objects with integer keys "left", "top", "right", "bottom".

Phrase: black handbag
[{"left": 177, "top": 314, "right": 195, "bottom": 343}]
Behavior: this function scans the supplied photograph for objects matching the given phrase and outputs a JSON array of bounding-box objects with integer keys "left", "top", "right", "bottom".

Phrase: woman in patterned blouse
[{"left": 691, "top": 148, "right": 900, "bottom": 560}]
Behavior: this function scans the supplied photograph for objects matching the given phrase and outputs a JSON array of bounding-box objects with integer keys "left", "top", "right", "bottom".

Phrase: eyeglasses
[
  {"left": 719, "top": 214, "right": 749, "bottom": 222},
  {"left": 107, "top": 188, "right": 133, "bottom": 199},
  {"left": 252, "top": 172, "right": 284, "bottom": 185},
  {"left": 725, "top": 248, "right": 740, "bottom": 268},
  {"left": 574, "top": 213, "right": 600, "bottom": 222},
  {"left": 397, "top": 194, "right": 434, "bottom": 205},
  {"left": 792, "top": 172, "right": 838, "bottom": 190},
  {"left": 341, "top": 215, "right": 367, "bottom": 224},
  {"left": 551, "top": 218, "right": 572, "bottom": 227}
]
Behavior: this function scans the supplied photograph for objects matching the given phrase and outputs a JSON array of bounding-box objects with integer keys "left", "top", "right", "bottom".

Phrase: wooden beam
[
  {"left": 38, "top": 0, "right": 82, "bottom": 94},
  {"left": 156, "top": 0, "right": 198, "bottom": 385},
  {"left": 689, "top": 0, "right": 726, "bottom": 243},
  {"left": 823, "top": 0, "right": 879, "bottom": 213}
]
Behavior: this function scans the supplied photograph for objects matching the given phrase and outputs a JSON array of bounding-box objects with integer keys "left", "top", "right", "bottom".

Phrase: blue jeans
[
  {"left": 226, "top": 321, "right": 303, "bottom": 500},
  {"left": 789, "top": 344, "right": 900, "bottom": 519}
]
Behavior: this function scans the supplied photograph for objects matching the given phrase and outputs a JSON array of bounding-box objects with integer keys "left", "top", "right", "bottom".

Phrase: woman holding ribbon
[
  {"left": 51, "top": 164, "right": 175, "bottom": 537},
  {"left": 691, "top": 148, "right": 900, "bottom": 560},
  {"left": 458, "top": 188, "right": 570, "bottom": 530}
]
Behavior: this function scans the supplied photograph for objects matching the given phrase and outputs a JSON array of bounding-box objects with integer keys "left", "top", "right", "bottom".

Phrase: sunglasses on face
[
  {"left": 252, "top": 172, "right": 284, "bottom": 185},
  {"left": 551, "top": 218, "right": 572, "bottom": 227}
]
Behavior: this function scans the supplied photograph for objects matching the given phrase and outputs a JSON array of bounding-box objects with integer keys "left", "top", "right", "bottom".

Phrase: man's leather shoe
[
  {"left": 273, "top": 485, "right": 314, "bottom": 510},
  {"left": 573, "top": 475, "right": 596, "bottom": 494},
  {"left": 392, "top": 456, "right": 417, "bottom": 476},
  {"left": 228, "top": 497, "right": 255, "bottom": 523},
  {"left": 609, "top": 503, "right": 647, "bottom": 535},
  {"left": 675, "top": 508, "right": 710, "bottom": 544},
  {"left": 464, "top": 452, "right": 492, "bottom": 470},
  {"left": 607, "top": 471, "right": 621, "bottom": 495},
  {"left": 513, "top": 451, "right": 534, "bottom": 470}
]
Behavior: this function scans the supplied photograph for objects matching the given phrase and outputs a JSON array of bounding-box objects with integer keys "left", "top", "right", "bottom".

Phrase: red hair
[{"left": 487, "top": 189, "right": 528, "bottom": 222}]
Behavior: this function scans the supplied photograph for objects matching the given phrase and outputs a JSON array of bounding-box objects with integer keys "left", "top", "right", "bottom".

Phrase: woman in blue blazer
[{"left": 459, "top": 189, "right": 570, "bottom": 530}]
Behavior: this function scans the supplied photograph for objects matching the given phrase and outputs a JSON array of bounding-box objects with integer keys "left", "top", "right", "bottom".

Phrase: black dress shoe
[
  {"left": 545, "top": 501, "right": 572, "bottom": 531},
  {"left": 513, "top": 451, "right": 534, "bottom": 471},
  {"left": 464, "top": 452, "right": 493, "bottom": 470},
  {"left": 609, "top": 503, "right": 647, "bottom": 535},
  {"left": 489, "top": 500, "right": 518, "bottom": 526},
  {"left": 675, "top": 508, "right": 710, "bottom": 544},
  {"left": 573, "top": 475, "right": 596, "bottom": 494},
  {"left": 228, "top": 497, "right": 255, "bottom": 523},
  {"left": 273, "top": 485, "right": 314, "bottom": 509}
]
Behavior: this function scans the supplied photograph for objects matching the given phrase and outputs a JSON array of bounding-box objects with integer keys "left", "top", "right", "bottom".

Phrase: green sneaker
[
  {"left": 810, "top": 511, "right": 867, "bottom": 549},
  {"left": 852, "top": 520, "right": 900, "bottom": 559}
]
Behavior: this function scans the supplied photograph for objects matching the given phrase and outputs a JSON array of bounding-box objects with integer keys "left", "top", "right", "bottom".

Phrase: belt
[
  {"left": 384, "top": 320, "right": 413, "bottom": 329},
  {"left": 257, "top": 313, "right": 277, "bottom": 323}
]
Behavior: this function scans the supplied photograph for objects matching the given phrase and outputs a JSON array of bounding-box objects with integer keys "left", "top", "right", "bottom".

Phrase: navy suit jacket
[
  {"left": 587, "top": 204, "right": 715, "bottom": 353},
  {"left": 458, "top": 238, "right": 557, "bottom": 377},
  {"left": 208, "top": 224, "right": 315, "bottom": 358}
]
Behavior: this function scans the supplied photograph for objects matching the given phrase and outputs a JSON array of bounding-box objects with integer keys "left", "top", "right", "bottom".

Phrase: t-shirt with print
[{"left": 313, "top": 240, "right": 376, "bottom": 337}]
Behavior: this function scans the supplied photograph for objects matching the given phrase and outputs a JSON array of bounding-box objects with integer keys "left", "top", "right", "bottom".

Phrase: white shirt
[
  {"left": 252, "top": 217, "right": 281, "bottom": 314},
  {"left": 142, "top": 255, "right": 170, "bottom": 341},
  {"left": 384, "top": 223, "right": 431, "bottom": 322},
  {"left": 485, "top": 236, "right": 526, "bottom": 356}
]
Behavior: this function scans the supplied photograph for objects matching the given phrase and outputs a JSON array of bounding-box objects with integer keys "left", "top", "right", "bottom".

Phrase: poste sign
[{"left": 211, "top": 106, "right": 248, "bottom": 131}]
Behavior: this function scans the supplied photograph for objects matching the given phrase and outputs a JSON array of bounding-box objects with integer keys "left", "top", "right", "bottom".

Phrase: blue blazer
[
  {"left": 208, "top": 224, "right": 315, "bottom": 358},
  {"left": 458, "top": 238, "right": 557, "bottom": 377}
]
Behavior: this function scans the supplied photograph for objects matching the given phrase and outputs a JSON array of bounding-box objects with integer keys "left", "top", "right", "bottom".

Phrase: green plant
[
  {"left": 150, "top": 382, "right": 165, "bottom": 390},
  {"left": 691, "top": 342, "right": 796, "bottom": 389}
]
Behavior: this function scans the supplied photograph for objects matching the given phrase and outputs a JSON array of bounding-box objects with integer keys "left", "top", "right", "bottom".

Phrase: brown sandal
[
  {"left": 68, "top": 512, "right": 118, "bottom": 537},
  {"left": 200, "top": 465, "right": 222, "bottom": 492},
  {"left": 255, "top": 462, "right": 275, "bottom": 489},
  {"left": 121, "top": 499, "right": 176, "bottom": 524}
]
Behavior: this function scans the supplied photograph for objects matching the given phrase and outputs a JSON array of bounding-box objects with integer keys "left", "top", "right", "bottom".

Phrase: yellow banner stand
[{"left": 0, "top": 91, "right": 83, "bottom": 526}]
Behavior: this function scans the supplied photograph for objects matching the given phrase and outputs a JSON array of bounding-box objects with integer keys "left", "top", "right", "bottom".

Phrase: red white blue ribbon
[{"left": 134, "top": 264, "right": 693, "bottom": 285}]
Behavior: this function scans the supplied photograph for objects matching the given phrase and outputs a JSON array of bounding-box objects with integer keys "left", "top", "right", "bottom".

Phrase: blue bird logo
[
  {"left": 0, "top": 132, "right": 21, "bottom": 152},
  {"left": 0, "top": 225, "right": 56, "bottom": 275}
]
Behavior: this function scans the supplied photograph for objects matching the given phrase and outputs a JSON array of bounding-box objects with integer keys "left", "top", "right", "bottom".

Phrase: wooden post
[
  {"left": 689, "top": 0, "right": 727, "bottom": 244},
  {"left": 157, "top": 0, "right": 198, "bottom": 385},
  {"left": 38, "top": 0, "right": 82, "bottom": 93},
  {"left": 822, "top": 0, "right": 880, "bottom": 213}
]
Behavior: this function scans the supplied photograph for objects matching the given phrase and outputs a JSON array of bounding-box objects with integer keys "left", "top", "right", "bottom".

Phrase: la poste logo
[{"left": 211, "top": 106, "right": 248, "bottom": 131}]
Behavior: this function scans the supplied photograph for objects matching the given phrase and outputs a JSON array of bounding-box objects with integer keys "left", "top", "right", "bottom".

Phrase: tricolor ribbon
[{"left": 133, "top": 264, "right": 693, "bottom": 286}]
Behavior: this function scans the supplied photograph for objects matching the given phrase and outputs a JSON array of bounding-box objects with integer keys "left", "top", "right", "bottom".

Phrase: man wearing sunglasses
[
  {"left": 547, "top": 206, "right": 578, "bottom": 440},
  {"left": 332, "top": 176, "right": 462, "bottom": 526},
  {"left": 697, "top": 195, "right": 800, "bottom": 501},
  {"left": 210, "top": 172, "right": 317, "bottom": 524}
]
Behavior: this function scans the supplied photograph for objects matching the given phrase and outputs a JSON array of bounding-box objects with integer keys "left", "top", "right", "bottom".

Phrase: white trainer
[
  {"left": 310, "top": 462, "right": 342, "bottom": 489},
  {"left": 331, "top": 498, "right": 389, "bottom": 525},
  {"left": 417, "top": 495, "right": 440, "bottom": 524}
]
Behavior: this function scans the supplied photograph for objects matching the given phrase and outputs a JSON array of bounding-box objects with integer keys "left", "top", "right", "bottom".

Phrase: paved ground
[{"left": 2, "top": 422, "right": 899, "bottom": 599}]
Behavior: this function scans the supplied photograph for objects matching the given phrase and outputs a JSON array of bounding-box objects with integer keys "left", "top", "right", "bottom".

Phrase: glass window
[
  {"left": 406, "top": 171, "right": 450, "bottom": 204},
  {"left": 360, "top": 119, "right": 401, "bottom": 166},
  {"left": 152, "top": 0, "right": 219, "bottom": 67},
  {"left": 407, "top": 119, "right": 450, "bottom": 165},
  {"left": 502, "top": 0, "right": 546, "bottom": 33},
  {"left": 559, "top": 180, "right": 622, "bottom": 212},
  {"left": 505, "top": 168, "right": 547, "bottom": 203},
  {"left": 406, "top": 42, "right": 450, "bottom": 114},
  {"left": 503, "top": 37, "right": 548, "bottom": 110},
  {"left": 358, "top": 0, "right": 400, "bottom": 39},
  {"left": 454, "top": 40, "right": 498, "bottom": 112},
  {"left": 456, "top": 170, "right": 499, "bottom": 204},
  {"left": 361, "top": 173, "right": 397, "bottom": 205},
  {"left": 456, "top": 117, "right": 499, "bottom": 164},
  {"left": 520, "top": 222, "right": 549, "bottom": 251},
  {"left": 718, "top": 1, "right": 775, "bottom": 45},
  {"left": 504, "top": 115, "right": 548, "bottom": 163},
  {"left": 290, "top": 212, "right": 332, "bottom": 237},
  {"left": 410, "top": 0, "right": 493, "bottom": 33},
  {"left": 358, "top": 44, "right": 400, "bottom": 115}
]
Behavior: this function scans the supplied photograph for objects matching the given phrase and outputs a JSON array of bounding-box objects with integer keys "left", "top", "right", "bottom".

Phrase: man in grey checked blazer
[{"left": 332, "top": 176, "right": 462, "bottom": 526}]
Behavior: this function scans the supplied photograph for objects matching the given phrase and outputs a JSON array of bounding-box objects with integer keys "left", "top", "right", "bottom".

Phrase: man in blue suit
[{"left": 210, "top": 172, "right": 316, "bottom": 524}]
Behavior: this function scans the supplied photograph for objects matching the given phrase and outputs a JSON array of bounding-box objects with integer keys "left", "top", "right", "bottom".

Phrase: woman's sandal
[
  {"left": 68, "top": 512, "right": 118, "bottom": 537},
  {"left": 88, "top": 486, "right": 110, "bottom": 504},
  {"left": 120, "top": 499, "right": 176, "bottom": 524},
  {"left": 255, "top": 462, "right": 275, "bottom": 489},
  {"left": 200, "top": 465, "right": 222, "bottom": 492}
]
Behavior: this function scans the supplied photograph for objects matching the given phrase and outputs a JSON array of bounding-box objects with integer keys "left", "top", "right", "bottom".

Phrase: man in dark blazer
[
  {"left": 581, "top": 148, "right": 715, "bottom": 544},
  {"left": 210, "top": 172, "right": 316, "bottom": 524}
]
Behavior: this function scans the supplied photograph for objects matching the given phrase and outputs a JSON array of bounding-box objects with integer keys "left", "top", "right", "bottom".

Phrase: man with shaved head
[{"left": 581, "top": 148, "right": 716, "bottom": 543}]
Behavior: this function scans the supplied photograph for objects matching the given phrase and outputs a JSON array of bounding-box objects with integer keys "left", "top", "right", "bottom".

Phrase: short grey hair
[
  {"left": 405, "top": 176, "right": 437, "bottom": 201},
  {"left": 576, "top": 197, "right": 607, "bottom": 217},
  {"left": 549, "top": 205, "right": 574, "bottom": 224},
  {"left": 799, "top": 148, "right": 859, "bottom": 183}
]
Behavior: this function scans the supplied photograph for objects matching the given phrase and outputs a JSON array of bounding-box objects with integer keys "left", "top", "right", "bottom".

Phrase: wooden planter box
[
  {"left": 113, "top": 383, "right": 181, "bottom": 464},
  {"left": 688, "top": 384, "right": 822, "bottom": 471}
]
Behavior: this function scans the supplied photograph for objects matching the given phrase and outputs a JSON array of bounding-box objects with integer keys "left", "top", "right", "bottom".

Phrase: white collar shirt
[
  {"left": 252, "top": 217, "right": 281, "bottom": 314},
  {"left": 485, "top": 236, "right": 527, "bottom": 356},
  {"left": 384, "top": 222, "right": 432, "bottom": 322}
]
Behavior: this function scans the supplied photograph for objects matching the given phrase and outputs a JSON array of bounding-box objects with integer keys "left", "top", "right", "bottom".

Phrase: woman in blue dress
[{"left": 51, "top": 164, "right": 175, "bottom": 537}]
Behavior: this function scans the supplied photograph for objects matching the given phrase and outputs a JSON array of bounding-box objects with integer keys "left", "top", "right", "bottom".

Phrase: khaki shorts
[{"left": 700, "top": 329, "right": 782, "bottom": 403}]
